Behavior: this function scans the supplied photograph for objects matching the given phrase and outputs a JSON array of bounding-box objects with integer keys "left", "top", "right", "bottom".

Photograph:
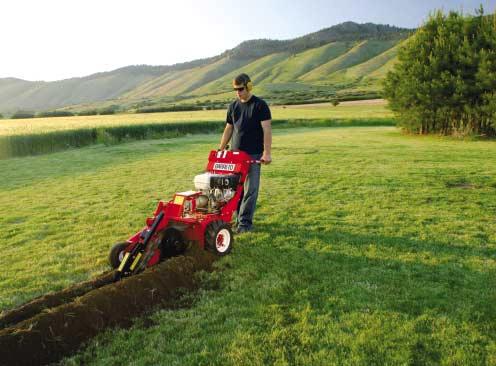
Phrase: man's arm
[
  {"left": 219, "top": 124, "right": 233, "bottom": 150},
  {"left": 261, "top": 119, "right": 272, "bottom": 164}
]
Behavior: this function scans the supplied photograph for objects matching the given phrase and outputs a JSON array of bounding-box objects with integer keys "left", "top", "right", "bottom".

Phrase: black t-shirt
[{"left": 226, "top": 95, "right": 271, "bottom": 155}]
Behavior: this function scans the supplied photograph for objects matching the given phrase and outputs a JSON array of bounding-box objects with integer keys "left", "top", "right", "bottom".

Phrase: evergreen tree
[{"left": 384, "top": 7, "right": 496, "bottom": 135}]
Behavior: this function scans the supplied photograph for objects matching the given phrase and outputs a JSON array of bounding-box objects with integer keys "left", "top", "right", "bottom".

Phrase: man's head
[{"left": 232, "top": 73, "right": 253, "bottom": 101}]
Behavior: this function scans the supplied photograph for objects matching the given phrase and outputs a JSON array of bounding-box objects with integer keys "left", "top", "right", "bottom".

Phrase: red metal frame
[{"left": 122, "top": 150, "right": 256, "bottom": 266}]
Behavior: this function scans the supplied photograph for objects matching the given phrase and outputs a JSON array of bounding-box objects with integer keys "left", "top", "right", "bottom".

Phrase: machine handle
[{"left": 214, "top": 148, "right": 266, "bottom": 164}]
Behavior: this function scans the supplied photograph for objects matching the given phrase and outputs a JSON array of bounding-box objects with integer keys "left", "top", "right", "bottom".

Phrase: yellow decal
[
  {"left": 118, "top": 252, "right": 130, "bottom": 272},
  {"left": 174, "top": 195, "right": 185, "bottom": 205},
  {"left": 130, "top": 252, "right": 142, "bottom": 271}
]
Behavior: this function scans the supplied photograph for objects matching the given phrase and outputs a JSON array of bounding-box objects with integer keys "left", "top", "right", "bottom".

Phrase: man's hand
[
  {"left": 261, "top": 120, "right": 272, "bottom": 165},
  {"left": 261, "top": 152, "right": 272, "bottom": 164},
  {"left": 219, "top": 124, "right": 233, "bottom": 150}
]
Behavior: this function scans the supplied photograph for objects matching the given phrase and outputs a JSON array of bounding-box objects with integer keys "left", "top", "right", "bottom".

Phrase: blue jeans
[{"left": 237, "top": 153, "right": 262, "bottom": 229}]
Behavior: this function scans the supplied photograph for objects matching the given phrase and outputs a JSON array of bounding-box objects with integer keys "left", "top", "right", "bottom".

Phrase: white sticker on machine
[{"left": 213, "top": 162, "right": 235, "bottom": 171}]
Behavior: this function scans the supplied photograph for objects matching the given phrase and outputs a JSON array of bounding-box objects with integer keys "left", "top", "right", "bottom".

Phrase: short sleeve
[
  {"left": 226, "top": 103, "right": 233, "bottom": 124},
  {"left": 259, "top": 100, "right": 271, "bottom": 121}
]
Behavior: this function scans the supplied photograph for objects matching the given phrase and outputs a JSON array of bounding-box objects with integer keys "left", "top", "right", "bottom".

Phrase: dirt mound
[
  {"left": 0, "top": 246, "right": 217, "bottom": 366},
  {"left": 0, "top": 271, "right": 115, "bottom": 329}
]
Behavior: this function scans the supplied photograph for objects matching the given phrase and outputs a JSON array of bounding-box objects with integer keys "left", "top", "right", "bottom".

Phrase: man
[{"left": 219, "top": 73, "right": 272, "bottom": 233}]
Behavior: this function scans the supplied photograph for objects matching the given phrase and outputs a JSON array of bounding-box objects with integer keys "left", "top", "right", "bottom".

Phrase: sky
[{"left": 1, "top": 0, "right": 495, "bottom": 82}]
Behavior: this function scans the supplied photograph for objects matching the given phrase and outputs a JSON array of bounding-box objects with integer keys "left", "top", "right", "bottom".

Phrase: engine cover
[{"left": 194, "top": 173, "right": 240, "bottom": 190}]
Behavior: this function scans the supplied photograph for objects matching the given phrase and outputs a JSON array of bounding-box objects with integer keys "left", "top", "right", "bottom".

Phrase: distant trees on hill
[
  {"left": 384, "top": 7, "right": 496, "bottom": 136},
  {"left": 77, "top": 105, "right": 120, "bottom": 116},
  {"left": 136, "top": 105, "right": 204, "bottom": 113},
  {"left": 225, "top": 22, "right": 411, "bottom": 59},
  {"left": 37, "top": 111, "right": 75, "bottom": 118},
  {"left": 11, "top": 111, "right": 35, "bottom": 119}
]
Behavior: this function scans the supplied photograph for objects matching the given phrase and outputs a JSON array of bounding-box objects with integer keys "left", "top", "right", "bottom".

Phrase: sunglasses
[{"left": 233, "top": 86, "right": 245, "bottom": 91}]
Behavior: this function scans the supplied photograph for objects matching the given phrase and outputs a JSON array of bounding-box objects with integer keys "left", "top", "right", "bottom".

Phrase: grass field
[
  {"left": 1, "top": 125, "right": 495, "bottom": 364},
  {"left": 0, "top": 102, "right": 393, "bottom": 159},
  {"left": 0, "top": 102, "right": 391, "bottom": 136}
]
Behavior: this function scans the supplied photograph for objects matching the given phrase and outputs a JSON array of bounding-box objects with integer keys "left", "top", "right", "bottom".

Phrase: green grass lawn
[{"left": 1, "top": 126, "right": 495, "bottom": 365}]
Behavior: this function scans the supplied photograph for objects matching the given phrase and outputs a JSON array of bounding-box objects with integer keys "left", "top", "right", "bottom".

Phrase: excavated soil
[
  {"left": 0, "top": 246, "right": 217, "bottom": 366},
  {"left": 0, "top": 272, "right": 115, "bottom": 329}
]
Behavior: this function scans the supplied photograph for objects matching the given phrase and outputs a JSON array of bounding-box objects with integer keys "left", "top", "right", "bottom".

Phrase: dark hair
[{"left": 233, "top": 73, "right": 251, "bottom": 86}]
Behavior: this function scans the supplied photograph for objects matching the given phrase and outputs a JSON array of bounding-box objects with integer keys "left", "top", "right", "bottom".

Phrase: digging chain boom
[{"left": 114, "top": 211, "right": 164, "bottom": 281}]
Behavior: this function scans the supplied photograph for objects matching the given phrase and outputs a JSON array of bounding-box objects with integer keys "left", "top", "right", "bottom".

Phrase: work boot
[{"left": 234, "top": 226, "right": 252, "bottom": 234}]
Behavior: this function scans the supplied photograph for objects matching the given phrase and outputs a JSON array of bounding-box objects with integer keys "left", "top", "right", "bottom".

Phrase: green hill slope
[
  {"left": 190, "top": 53, "right": 292, "bottom": 96},
  {"left": 0, "top": 66, "right": 169, "bottom": 113},
  {"left": 189, "top": 39, "right": 400, "bottom": 100},
  {"left": 322, "top": 43, "right": 399, "bottom": 87},
  {"left": 299, "top": 39, "right": 399, "bottom": 83},
  {"left": 256, "top": 42, "right": 354, "bottom": 83},
  {"left": 122, "top": 56, "right": 255, "bottom": 98},
  {"left": 367, "top": 54, "right": 399, "bottom": 79}
]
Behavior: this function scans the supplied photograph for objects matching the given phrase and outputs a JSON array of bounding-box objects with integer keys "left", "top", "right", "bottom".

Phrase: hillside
[
  {"left": 0, "top": 66, "right": 169, "bottom": 113},
  {"left": 0, "top": 22, "right": 412, "bottom": 114},
  {"left": 298, "top": 39, "right": 398, "bottom": 82},
  {"left": 122, "top": 56, "right": 256, "bottom": 98}
]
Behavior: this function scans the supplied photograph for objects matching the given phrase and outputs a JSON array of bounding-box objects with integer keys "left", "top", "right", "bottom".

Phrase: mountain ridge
[{"left": 0, "top": 21, "right": 413, "bottom": 114}]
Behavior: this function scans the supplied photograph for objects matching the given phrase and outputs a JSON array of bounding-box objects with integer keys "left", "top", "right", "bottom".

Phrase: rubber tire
[
  {"left": 108, "top": 242, "right": 129, "bottom": 269},
  {"left": 205, "top": 221, "right": 233, "bottom": 256},
  {"left": 159, "top": 228, "right": 186, "bottom": 260}
]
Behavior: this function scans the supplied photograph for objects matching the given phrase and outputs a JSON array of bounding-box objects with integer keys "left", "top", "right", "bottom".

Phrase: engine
[{"left": 193, "top": 172, "right": 240, "bottom": 212}]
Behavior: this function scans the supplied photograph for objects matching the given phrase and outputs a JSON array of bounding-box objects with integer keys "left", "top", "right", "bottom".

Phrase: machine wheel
[
  {"left": 108, "top": 242, "right": 129, "bottom": 269},
  {"left": 205, "top": 221, "right": 233, "bottom": 256},
  {"left": 159, "top": 228, "right": 186, "bottom": 260}
]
